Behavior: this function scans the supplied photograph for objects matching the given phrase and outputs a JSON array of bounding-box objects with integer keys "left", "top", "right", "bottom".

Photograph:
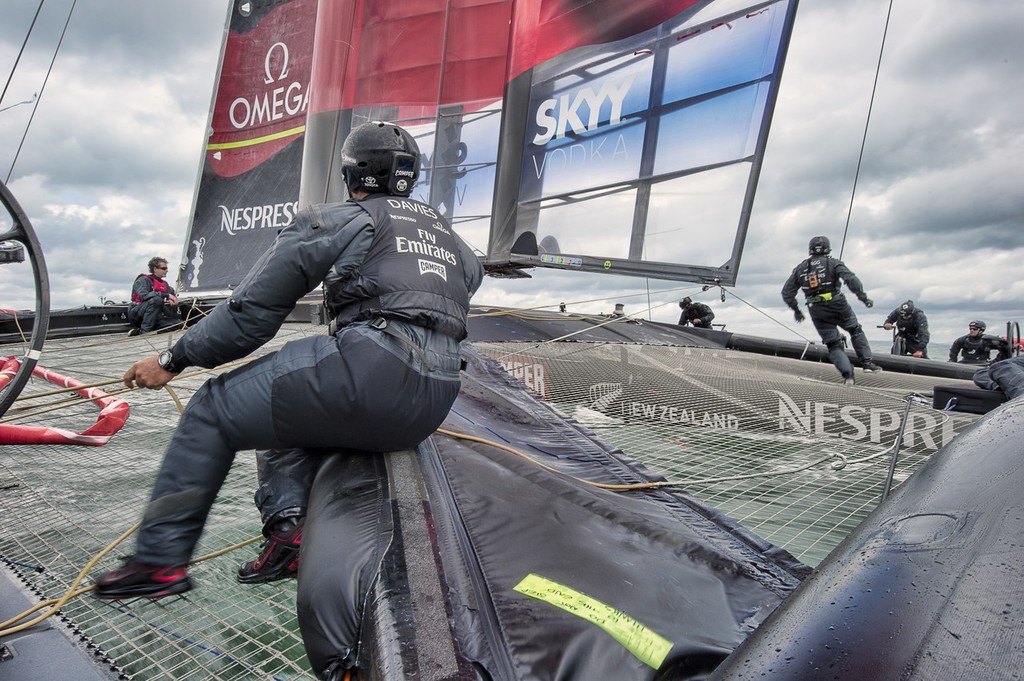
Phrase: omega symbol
[{"left": 264, "top": 42, "right": 290, "bottom": 84}]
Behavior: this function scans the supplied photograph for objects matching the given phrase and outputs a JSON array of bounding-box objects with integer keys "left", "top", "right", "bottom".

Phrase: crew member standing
[
  {"left": 781, "top": 236, "right": 882, "bottom": 385},
  {"left": 93, "top": 121, "right": 484, "bottom": 600},
  {"left": 883, "top": 300, "right": 930, "bottom": 358}
]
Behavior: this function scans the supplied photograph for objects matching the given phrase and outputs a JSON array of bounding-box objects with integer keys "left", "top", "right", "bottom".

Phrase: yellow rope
[
  {"left": 0, "top": 520, "right": 140, "bottom": 636},
  {"left": 0, "top": 528, "right": 263, "bottom": 637},
  {"left": 434, "top": 427, "right": 668, "bottom": 492},
  {"left": 1, "top": 359, "right": 254, "bottom": 424}
]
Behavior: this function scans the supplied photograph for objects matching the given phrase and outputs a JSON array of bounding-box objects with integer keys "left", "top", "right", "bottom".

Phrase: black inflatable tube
[
  {"left": 699, "top": 327, "right": 979, "bottom": 381},
  {"left": 708, "top": 397, "right": 1024, "bottom": 680}
]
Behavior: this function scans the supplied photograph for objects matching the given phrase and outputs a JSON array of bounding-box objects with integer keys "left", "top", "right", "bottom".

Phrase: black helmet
[
  {"left": 969, "top": 320, "right": 986, "bottom": 331},
  {"left": 679, "top": 297, "right": 692, "bottom": 309},
  {"left": 808, "top": 236, "right": 831, "bottom": 256},
  {"left": 899, "top": 300, "right": 915, "bottom": 317},
  {"left": 340, "top": 121, "right": 421, "bottom": 197}
]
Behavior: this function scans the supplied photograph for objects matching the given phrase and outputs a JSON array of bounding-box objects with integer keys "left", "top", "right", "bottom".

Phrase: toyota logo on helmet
[{"left": 340, "top": 121, "right": 421, "bottom": 198}]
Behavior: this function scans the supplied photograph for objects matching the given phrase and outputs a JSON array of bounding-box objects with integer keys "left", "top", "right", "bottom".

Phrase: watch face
[{"left": 159, "top": 350, "right": 173, "bottom": 369}]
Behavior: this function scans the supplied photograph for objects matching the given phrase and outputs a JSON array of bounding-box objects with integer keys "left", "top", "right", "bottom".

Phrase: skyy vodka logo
[
  {"left": 532, "top": 75, "right": 635, "bottom": 146},
  {"left": 528, "top": 74, "right": 635, "bottom": 178}
]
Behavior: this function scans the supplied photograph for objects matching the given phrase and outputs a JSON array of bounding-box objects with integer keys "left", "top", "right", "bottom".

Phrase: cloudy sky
[{"left": 2, "top": 0, "right": 1022, "bottom": 352}]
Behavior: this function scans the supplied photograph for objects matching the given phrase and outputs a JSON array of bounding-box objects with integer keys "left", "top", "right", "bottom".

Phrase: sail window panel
[
  {"left": 641, "top": 166, "right": 750, "bottom": 265},
  {"left": 520, "top": 53, "right": 653, "bottom": 201},
  {"left": 521, "top": 121, "right": 646, "bottom": 201},
  {"left": 447, "top": 215, "right": 492, "bottom": 258},
  {"left": 663, "top": 4, "right": 788, "bottom": 104},
  {"left": 653, "top": 84, "right": 768, "bottom": 175},
  {"left": 427, "top": 106, "right": 502, "bottom": 239},
  {"left": 532, "top": 189, "right": 638, "bottom": 260},
  {"left": 528, "top": 51, "right": 656, "bottom": 134}
]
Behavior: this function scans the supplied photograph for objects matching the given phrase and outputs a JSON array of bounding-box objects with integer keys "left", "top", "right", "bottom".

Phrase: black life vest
[
  {"left": 325, "top": 195, "right": 472, "bottom": 340},
  {"left": 796, "top": 256, "right": 839, "bottom": 298}
]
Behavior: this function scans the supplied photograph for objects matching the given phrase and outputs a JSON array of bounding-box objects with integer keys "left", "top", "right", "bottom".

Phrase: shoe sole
[
  {"left": 236, "top": 569, "right": 298, "bottom": 585},
  {"left": 237, "top": 555, "right": 299, "bottom": 584},
  {"left": 94, "top": 578, "right": 193, "bottom": 600}
]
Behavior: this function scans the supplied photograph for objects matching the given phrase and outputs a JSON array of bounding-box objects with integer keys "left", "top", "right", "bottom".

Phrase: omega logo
[
  {"left": 228, "top": 41, "right": 309, "bottom": 130},
  {"left": 264, "top": 41, "right": 290, "bottom": 84}
]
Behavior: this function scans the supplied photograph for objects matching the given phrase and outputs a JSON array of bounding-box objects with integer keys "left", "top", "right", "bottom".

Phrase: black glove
[
  {"left": 793, "top": 309, "right": 805, "bottom": 323},
  {"left": 862, "top": 298, "right": 873, "bottom": 308}
]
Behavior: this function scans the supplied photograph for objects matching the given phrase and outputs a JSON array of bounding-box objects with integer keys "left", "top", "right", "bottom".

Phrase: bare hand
[
  {"left": 883, "top": 322, "right": 893, "bottom": 331},
  {"left": 124, "top": 355, "right": 175, "bottom": 389},
  {"left": 912, "top": 350, "right": 923, "bottom": 358},
  {"left": 166, "top": 294, "right": 179, "bottom": 306}
]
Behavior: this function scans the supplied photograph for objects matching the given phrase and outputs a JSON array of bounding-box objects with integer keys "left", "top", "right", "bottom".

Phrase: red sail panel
[
  {"left": 309, "top": 0, "right": 514, "bottom": 117},
  {"left": 309, "top": 0, "right": 708, "bottom": 116},
  {"left": 508, "top": 0, "right": 707, "bottom": 78}
]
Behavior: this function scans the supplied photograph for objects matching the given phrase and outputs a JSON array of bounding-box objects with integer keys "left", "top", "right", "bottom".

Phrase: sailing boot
[
  {"left": 862, "top": 360, "right": 883, "bottom": 373},
  {"left": 237, "top": 518, "right": 303, "bottom": 584},
  {"left": 93, "top": 557, "right": 192, "bottom": 600}
]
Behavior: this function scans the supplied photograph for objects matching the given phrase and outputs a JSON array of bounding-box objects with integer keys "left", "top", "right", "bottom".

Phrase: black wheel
[
  {"left": 890, "top": 335, "right": 906, "bottom": 356},
  {"left": 0, "top": 180, "right": 50, "bottom": 417}
]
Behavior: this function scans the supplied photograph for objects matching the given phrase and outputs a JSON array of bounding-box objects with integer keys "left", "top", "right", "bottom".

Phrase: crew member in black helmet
[
  {"left": 883, "top": 299, "right": 930, "bottom": 358},
  {"left": 782, "top": 236, "right": 882, "bottom": 385},
  {"left": 948, "top": 320, "right": 1010, "bottom": 364},
  {"left": 678, "top": 296, "right": 715, "bottom": 328},
  {"left": 93, "top": 121, "right": 484, "bottom": 599}
]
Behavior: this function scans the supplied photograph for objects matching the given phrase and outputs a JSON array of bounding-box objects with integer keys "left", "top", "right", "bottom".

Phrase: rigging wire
[
  {"left": 721, "top": 287, "right": 817, "bottom": 344},
  {"left": 838, "top": 0, "right": 895, "bottom": 260},
  {"left": 4, "top": 0, "right": 80, "bottom": 184},
  {"left": 0, "top": 0, "right": 44, "bottom": 109}
]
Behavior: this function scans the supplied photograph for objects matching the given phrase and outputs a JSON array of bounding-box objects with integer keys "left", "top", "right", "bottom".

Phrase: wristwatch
[{"left": 157, "top": 348, "right": 184, "bottom": 374}]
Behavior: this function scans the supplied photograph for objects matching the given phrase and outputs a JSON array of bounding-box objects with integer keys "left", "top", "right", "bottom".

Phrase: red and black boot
[
  {"left": 93, "top": 557, "right": 192, "bottom": 600},
  {"left": 237, "top": 518, "right": 303, "bottom": 584}
]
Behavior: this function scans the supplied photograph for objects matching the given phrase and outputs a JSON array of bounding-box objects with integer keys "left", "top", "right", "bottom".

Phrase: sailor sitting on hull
[
  {"left": 127, "top": 257, "right": 181, "bottom": 334},
  {"left": 949, "top": 320, "right": 1010, "bottom": 364},
  {"left": 93, "top": 123, "right": 484, "bottom": 679}
]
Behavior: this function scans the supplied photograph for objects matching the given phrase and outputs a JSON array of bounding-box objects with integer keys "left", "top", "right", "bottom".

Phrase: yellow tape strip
[
  {"left": 205, "top": 125, "right": 306, "bottom": 151},
  {"left": 513, "top": 573, "right": 672, "bottom": 669}
]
